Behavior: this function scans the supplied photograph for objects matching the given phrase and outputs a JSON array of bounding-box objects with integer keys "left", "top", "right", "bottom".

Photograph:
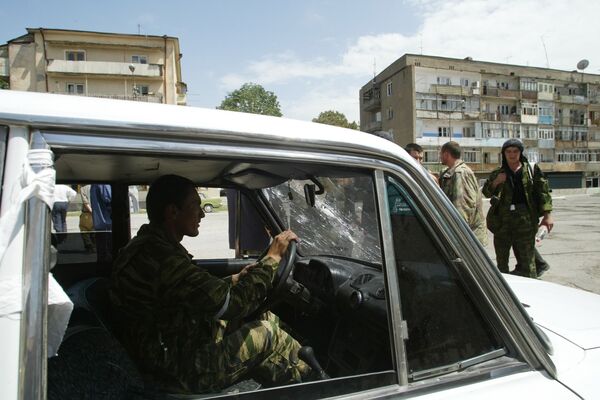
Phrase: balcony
[
  {"left": 0, "top": 57, "right": 8, "bottom": 77},
  {"left": 364, "top": 120, "right": 382, "bottom": 132},
  {"left": 538, "top": 139, "right": 555, "bottom": 149},
  {"left": 362, "top": 96, "right": 381, "bottom": 111},
  {"left": 53, "top": 92, "right": 164, "bottom": 103},
  {"left": 521, "top": 90, "right": 538, "bottom": 100},
  {"left": 47, "top": 60, "right": 162, "bottom": 77},
  {"left": 538, "top": 91, "right": 553, "bottom": 101},
  {"left": 556, "top": 93, "right": 589, "bottom": 105},
  {"left": 539, "top": 115, "right": 554, "bottom": 125},
  {"left": 430, "top": 84, "right": 473, "bottom": 96},
  {"left": 482, "top": 112, "right": 519, "bottom": 122},
  {"left": 521, "top": 114, "right": 538, "bottom": 124}
]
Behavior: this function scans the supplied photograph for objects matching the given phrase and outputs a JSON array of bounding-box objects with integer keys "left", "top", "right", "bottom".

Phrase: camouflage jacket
[
  {"left": 482, "top": 162, "right": 552, "bottom": 229},
  {"left": 109, "top": 223, "right": 278, "bottom": 383},
  {"left": 440, "top": 160, "right": 488, "bottom": 245}
]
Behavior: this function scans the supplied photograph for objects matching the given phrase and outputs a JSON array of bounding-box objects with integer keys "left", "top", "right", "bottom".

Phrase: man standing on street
[
  {"left": 405, "top": 143, "right": 438, "bottom": 183},
  {"left": 482, "top": 139, "right": 553, "bottom": 278},
  {"left": 439, "top": 141, "right": 488, "bottom": 245}
]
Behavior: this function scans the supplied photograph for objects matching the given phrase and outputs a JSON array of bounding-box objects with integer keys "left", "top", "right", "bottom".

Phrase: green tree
[
  {"left": 312, "top": 110, "right": 358, "bottom": 129},
  {"left": 217, "top": 83, "right": 282, "bottom": 116}
]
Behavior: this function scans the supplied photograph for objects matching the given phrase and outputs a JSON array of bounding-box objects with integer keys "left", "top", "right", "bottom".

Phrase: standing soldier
[
  {"left": 482, "top": 139, "right": 553, "bottom": 278},
  {"left": 405, "top": 143, "right": 439, "bottom": 183},
  {"left": 439, "top": 141, "right": 488, "bottom": 245}
]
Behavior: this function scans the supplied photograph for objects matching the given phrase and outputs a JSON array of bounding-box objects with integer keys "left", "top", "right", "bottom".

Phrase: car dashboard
[{"left": 287, "top": 257, "right": 392, "bottom": 376}]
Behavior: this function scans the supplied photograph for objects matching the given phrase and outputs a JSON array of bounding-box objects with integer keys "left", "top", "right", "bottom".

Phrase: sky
[{"left": 1, "top": 0, "right": 599, "bottom": 123}]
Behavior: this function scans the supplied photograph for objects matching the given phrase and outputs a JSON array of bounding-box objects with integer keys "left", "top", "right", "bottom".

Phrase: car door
[{"left": 377, "top": 171, "right": 578, "bottom": 398}]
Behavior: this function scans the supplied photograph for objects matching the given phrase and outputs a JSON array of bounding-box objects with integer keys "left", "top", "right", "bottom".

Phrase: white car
[{"left": 0, "top": 90, "right": 598, "bottom": 399}]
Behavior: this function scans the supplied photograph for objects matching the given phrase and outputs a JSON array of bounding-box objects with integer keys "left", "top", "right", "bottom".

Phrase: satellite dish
[{"left": 577, "top": 59, "right": 589, "bottom": 71}]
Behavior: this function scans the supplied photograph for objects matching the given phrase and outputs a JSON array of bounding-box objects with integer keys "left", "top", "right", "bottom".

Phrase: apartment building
[
  {"left": 360, "top": 54, "right": 600, "bottom": 189},
  {"left": 0, "top": 28, "right": 186, "bottom": 105}
]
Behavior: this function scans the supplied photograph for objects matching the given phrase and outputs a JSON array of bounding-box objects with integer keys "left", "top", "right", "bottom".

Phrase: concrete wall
[
  {"left": 8, "top": 41, "right": 37, "bottom": 91},
  {"left": 6, "top": 29, "right": 184, "bottom": 105}
]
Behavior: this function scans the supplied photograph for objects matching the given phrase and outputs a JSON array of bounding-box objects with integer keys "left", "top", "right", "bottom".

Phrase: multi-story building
[
  {"left": 0, "top": 28, "right": 186, "bottom": 105},
  {"left": 360, "top": 54, "right": 600, "bottom": 189}
]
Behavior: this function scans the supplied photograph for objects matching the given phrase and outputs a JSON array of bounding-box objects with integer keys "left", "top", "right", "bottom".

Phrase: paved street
[
  {"left": 484, "top": 193, "right": 600, "bottom": 294},
  {"left": 65, "top": 193, "right": 600, "bottom": 294}
]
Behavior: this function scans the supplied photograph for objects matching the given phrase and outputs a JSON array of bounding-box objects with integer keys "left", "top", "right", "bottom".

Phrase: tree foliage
[
  {"left": 217, "top": 83, "right": 282, "bottom": 117},
  {"left": 312, "top": 110, "right": 358, "bottom": 129}
]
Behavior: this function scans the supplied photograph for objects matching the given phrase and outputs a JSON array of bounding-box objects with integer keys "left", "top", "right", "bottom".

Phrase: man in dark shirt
[
  {"left": 110, "top": 174, "right": 310, "bottom": 393},
  {"left": 483, "top": 139, "right": 553, "bottom": 277}
]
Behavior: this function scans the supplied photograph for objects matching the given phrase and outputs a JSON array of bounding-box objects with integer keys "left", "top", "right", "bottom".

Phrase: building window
[
  {"left": 521, "top": 80, "right": 537, "bottom": 91},
  {"left": 387, "top": 107, "right": 394, "bottom": 120},
  {"left": 386, "top": 82, "right": 393, "bottom": 96},
  {"left": 424, "top": 150, "right": 439, "bottom": 163},
  {"left": 66, "top": 83, "right": 85, "bottom": 95},
  {"left": 65, "top": 51, "right": 85, "bottom": 61},
  {"left": 133, "top": 85, "right": 150, "bottom": 96},
  {"left": 438, "top": 127, "right": 449, "bottom": 137},
  {"left": 463, "top": 150, "right": 479, "bottom": 163},
  {"left": 521, "top": 103, "right": 538, "bottom": 116},
  {"left": 538, "top": 128, "right": 554, "bottom": 140},
  {"left": 460, "top": 78, "right": 469, "bottom": 87},
  {"left": 132, "top": 55, "right": 148, "bottom": 64},
  {"left": 463, "top": 127, "right": 473, "bottom": 137},
  {"left": 437, "top": 76, "right": 451, "bottom": 86}
]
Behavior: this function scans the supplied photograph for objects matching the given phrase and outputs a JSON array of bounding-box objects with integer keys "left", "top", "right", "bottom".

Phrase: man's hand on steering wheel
[{"left": 265, "top": 230, "right": 298, "bottom": 265}]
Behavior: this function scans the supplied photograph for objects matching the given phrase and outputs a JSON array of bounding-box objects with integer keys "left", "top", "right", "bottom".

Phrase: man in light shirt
[{"left": 52, "top": 184, "right": 77, "bottom": 242}]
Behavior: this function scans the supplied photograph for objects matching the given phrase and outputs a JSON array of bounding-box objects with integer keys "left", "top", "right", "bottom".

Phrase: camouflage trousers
[
  {"left": 492, "top": 206, "right": 537, "bottom": 278},
  {"left": 189, "top": 312, "right": 310, "bottom": 393}
]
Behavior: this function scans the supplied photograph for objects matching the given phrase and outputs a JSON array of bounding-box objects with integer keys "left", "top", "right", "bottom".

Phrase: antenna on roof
[
  {"left": 373, "top": 57, "right": 377, "bottom": 83},
  {"left": 540, "top": 35, "right": 550, "bottom": 68},
  {"left": 137, "top": 24, "right": 141, "bottom": 35}
]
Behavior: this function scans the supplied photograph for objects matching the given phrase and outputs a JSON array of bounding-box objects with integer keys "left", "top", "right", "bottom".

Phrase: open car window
[{"left": 262, "top": 174, "right": 382, "bottom": 265}]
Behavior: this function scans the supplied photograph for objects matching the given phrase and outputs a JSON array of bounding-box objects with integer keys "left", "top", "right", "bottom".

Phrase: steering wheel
[
  {"left": 270, "top": 240, "right": 297, "bottom": 296},
  {"left": 246, "top": 240, "right": 298, "bottom": 320}
]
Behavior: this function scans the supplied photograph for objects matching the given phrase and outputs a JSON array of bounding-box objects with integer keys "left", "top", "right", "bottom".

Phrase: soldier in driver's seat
[{"left": 109, "top": 174, "right": 311, "bottom": 394}]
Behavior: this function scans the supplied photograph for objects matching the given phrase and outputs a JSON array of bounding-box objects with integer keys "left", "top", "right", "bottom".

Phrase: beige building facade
[
  {"left": 0, "top": 28, "right": 186, "bottom": 105},
  {"left": 360, "top": 54, "right": 600, "bottom": 188}
]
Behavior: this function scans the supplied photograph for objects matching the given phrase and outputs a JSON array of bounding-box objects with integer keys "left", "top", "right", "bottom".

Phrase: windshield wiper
[{"left": 408, "top": 348, "right": 507, "bottom": 381}]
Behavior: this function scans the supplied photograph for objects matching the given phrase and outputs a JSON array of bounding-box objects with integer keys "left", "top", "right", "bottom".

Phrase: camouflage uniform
[
  {"left": 109, "top": 223, "right": 309, "bottom": 394},
  {"left": 482, "top": 162, "right": 552, "bottom": 277},
  {"left": 440, "top": 160, "right": 488, "bottom": 245}
]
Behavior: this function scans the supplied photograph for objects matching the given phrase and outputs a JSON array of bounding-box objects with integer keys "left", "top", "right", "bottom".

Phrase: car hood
[{"left": 504, "top": 274, "right": 600, "bottom": 350}]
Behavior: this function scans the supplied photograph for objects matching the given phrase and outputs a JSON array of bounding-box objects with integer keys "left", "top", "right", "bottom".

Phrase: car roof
[
  {"left": 0, "top": 91, "right": 426, "bottom": 187},
  {"left": 0, "top": 90, "right": 412, "bottom": 163}
]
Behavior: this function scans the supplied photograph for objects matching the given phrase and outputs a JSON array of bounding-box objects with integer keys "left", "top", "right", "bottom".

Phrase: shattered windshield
[{"left": 262, "top": 174, "right": 382, "bottom": 265}]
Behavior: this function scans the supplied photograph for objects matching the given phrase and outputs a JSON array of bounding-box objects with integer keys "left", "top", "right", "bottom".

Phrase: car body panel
[{"left": 504, "top": 274, "right": 600, "bottom": 350}]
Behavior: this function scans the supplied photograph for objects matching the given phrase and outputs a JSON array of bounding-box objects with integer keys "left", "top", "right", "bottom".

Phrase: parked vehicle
[
  {"left": 200, "top": 197, "right": 223, "bottom": 213},
  {"left": 0, "top": 91, "right": 599, "bottom": 399}
]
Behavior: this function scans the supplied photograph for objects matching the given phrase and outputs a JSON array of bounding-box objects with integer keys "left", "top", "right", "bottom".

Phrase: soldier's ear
[{"left": 165, "top": 203, "right": 179, "bottom": 220}]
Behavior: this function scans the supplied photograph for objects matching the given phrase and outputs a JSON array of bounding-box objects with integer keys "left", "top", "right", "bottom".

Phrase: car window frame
[{"left": 24, "top": 127, "right": 554, "bottom": 398}]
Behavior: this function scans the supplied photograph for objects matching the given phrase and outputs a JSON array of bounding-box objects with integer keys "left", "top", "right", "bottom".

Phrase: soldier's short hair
[
  {"left": 147, "top": 174, "right": 197, "bottom": 224},
  {"left": 404, "top": 143, "right": 423, "bottom": 153},
  {"left": 441, "top": 141, "right": 461, "bottom": 159}
]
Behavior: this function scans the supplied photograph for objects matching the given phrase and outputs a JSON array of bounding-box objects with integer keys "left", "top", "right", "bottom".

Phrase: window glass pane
[
  {"left": 385, "top": 176, "right": 503, "bottom": 379},
  {"left": 263, "top": 173, "right": 382, "bottom": 264}
]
